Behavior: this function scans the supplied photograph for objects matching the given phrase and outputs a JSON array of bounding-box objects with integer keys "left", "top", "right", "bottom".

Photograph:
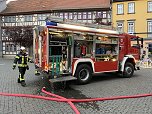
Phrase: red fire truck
[{"left": 33, "top": 17, "right": 142, "bottom": 84}]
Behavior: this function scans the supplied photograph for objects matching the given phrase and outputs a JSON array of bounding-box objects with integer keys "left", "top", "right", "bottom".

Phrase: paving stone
[{"left": 1, "top": 58, "right": 152, "bottom": 114}]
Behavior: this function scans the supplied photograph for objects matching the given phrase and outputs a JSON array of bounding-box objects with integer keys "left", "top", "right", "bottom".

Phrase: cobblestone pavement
[{"left": 1, "top": 58, "right": 152, "bottom": 114}]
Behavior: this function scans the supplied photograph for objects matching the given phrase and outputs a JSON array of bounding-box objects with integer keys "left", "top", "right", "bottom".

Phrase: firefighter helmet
[
  {"left": 20, "top": 46, "right": 26, "bottom": 51},
  {"left": 20, "top": 46, "right": 26, "bottom": 53}
]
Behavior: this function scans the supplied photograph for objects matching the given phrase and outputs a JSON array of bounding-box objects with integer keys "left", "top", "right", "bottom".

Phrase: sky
[{"left": 6, "top": 0, "right": 17, "bottom": 4}]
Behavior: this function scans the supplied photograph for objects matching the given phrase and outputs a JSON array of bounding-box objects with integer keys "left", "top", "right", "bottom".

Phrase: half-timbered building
[{"left": 0, "top": 0, "right": 112, "bottom": 58}]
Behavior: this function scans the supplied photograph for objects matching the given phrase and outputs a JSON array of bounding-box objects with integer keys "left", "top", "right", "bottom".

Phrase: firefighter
[{"left": 12, "top": 46, "right": 31, "bottom": 87}]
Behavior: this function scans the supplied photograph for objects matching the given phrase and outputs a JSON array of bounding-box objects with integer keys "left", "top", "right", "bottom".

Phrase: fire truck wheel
[
  {"left": 123, "top": 62, "right": 134, "bottom": 78},
  {"left": 75, "top": 64, "right": 92, "bottom": 84}
]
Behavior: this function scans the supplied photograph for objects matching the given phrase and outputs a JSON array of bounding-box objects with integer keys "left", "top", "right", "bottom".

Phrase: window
[
  {"left": 55, "top": 13, "right": 59, "bottom": 17},
  {"left": 64, "top": 13, "right": 68, "bottom": 19},
  {"left": 88, "top": 12, "right": 92, "bottom": 19},
  {"left": 38, "top": 14, "right": 47, "bottom": 21},
  {"left": 5, "top": 44, "right": 9, "bottom": 52},
  {"left": 10, "top": 44, "right": 16, "bottom": 52},
  {"left": 69, "top": 13, "right": 73, "bottom": 19},
  {"left": 78, "top": 12, "right": 82, "bottom": 19},
  {"left": 148, "top": 20, "right": 152, "bottom": 37},
  {"left": 128, "top": 21, "right": 135, "bottom": 34},
  {"left": 148, "top": 1, "right": 152, "bottom": 12},
  {"left": 92, "top": 12, "right": 96, "bottom": 19},
  {"left": 5, "top": 44, "right": 16, "bottom": 52},
  {"left": 83, "top": 12, "right": 87, "bottom": 19},
  {"left": 148, "top": 44, "right": 152, "bottom": 56},
  {"left": 4, "top": 16, "right": 16, "bottom": 22},
  {"left": 59, "top": 13, "right": 63, "bottom": 18},
  {"left": 24, "top": 15, "right": 33, "bottom": 22},
  {"left": 102, "top": 11, "right": 107, "bottom": 18},
  {"left": 2, "top": 29, "right": 8, "bottom": 37},
  {"left": 117, "top": 22, "right": 124, "bottom": 33},
  {"left": 128, "top": 2, "right": 135, "bottom": 13},
  {"left": 97, "top": 12, "right": 101, "bottom": 18},
  {"left": 117, "top": 4, "right": 124, "bottom": 14},
  {"left": 73, "top": 12, "right": 77, "bottom": 19}
]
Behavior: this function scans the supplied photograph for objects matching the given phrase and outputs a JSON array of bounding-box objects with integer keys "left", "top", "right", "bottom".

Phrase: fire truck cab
[{"left": 33, "top": 17, "right": 142, "bottom": 84}]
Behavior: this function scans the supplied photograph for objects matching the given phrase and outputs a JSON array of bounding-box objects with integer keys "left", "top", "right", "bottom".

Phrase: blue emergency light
[{"left": 46, "top": 21, "right": 57, "bottom": 26}]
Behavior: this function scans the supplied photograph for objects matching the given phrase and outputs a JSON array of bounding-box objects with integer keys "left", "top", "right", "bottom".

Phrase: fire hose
[{"left": 1, "top": 87, "right": 152, "bottom": 114}]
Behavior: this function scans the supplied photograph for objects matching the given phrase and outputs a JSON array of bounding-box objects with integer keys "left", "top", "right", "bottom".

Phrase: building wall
[
  {"left": 0, "top": 0, "right": 6, "bottom": 57},
  {"left": 112, "top": 0, "right": 152, "bottom": 38},
  {"left": 1, "top": 10, "right": 111, "bottom": 58},
  {"left": 112, "top": 0, "right": 152, "bottom": 58},
  {"left": 0, "top": 16, "right": 2, "bottom": 57}
]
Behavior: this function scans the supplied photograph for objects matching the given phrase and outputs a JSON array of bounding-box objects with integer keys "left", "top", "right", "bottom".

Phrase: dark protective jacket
[{"left": 13, "top": 52, "right": 30, "bottom": 67}]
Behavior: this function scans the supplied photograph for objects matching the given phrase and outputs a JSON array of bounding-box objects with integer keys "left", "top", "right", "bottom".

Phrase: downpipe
[{"left": 1, "top": 87, "right": 152, "bottom": 114}]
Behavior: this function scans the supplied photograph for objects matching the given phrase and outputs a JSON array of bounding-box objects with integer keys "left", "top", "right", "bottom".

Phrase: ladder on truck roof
[{"left": 45, "top": 16, "right": 115, "bottom": 30}]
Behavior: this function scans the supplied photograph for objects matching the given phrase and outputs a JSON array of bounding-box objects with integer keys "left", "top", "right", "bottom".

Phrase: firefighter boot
[
  {"left": 35, "top": 70, "right": 40, "bottom": 75},
  {"left": 17, "top": 78, "right": 20, "bottom": 83},
  {"left": 21, "top": 81, "right": 26, "bottom": 87}
]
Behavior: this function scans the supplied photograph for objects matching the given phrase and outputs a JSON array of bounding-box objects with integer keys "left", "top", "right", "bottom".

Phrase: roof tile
[{"left": 1, "top": 0, "right": 110, "bottom": 15}]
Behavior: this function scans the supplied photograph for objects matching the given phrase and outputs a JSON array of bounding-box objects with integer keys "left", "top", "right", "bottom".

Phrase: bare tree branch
[{"left": 3, "top": 26, "right": 33, "bottom": 47}]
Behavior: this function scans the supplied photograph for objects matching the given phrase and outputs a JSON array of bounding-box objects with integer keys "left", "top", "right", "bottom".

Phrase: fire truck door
[{"left": 119, "top": 37, "right": 126, "bottom": 61}]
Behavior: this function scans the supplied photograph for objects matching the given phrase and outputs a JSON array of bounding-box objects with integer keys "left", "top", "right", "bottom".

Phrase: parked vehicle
[{"left": 33, "top": 17, "right": 142, "bottom": 84}]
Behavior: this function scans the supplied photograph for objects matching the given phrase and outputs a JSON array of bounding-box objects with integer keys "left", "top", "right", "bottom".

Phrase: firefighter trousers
[{"left": 18, "top": 67, "right": 26, "bottom": 82}]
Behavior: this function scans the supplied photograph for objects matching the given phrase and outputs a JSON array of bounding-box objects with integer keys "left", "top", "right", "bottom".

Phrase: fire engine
[{"left": 33, "top": 17, "right": 142, "bottom": 84}]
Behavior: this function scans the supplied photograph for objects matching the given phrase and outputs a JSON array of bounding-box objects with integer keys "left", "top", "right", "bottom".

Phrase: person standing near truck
[{"left": 12, "top": 46, "right": 31, "bottom": 87}]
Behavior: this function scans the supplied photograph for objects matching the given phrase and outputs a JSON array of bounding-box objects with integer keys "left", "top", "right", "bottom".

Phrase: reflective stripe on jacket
[{"left": 14, "top": 52, "right": 30, "bottom": 67}]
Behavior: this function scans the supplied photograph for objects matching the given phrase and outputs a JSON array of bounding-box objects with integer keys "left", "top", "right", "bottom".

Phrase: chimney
[{"left": 0, "top": 0, "right": 6, "bottom": 12}]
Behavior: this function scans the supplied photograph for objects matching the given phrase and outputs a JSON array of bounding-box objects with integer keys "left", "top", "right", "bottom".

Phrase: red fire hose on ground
[{"left": 1, "top": 87, "right": 152, "bottom": 114}]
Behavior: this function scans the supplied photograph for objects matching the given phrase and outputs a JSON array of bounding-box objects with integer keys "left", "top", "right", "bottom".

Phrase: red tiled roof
[{"left": 0, "top": 0, "right": 110, "bottom": 15}]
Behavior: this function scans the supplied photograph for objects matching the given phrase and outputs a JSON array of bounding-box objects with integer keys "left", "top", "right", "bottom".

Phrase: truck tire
[
  {"left": 75, "top": 64, "right": 92, "bottom": 84},
  {"left": 123, "top": 62, "right": 134, "bottom": 78}
]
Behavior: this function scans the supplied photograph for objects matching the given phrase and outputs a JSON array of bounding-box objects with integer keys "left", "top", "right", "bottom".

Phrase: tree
[
  {"left": 4, "top": 26, "right": 33, "bottom": 47},
  {"left": 94, "top": 17, "right": 111, "bottom": 26}
]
